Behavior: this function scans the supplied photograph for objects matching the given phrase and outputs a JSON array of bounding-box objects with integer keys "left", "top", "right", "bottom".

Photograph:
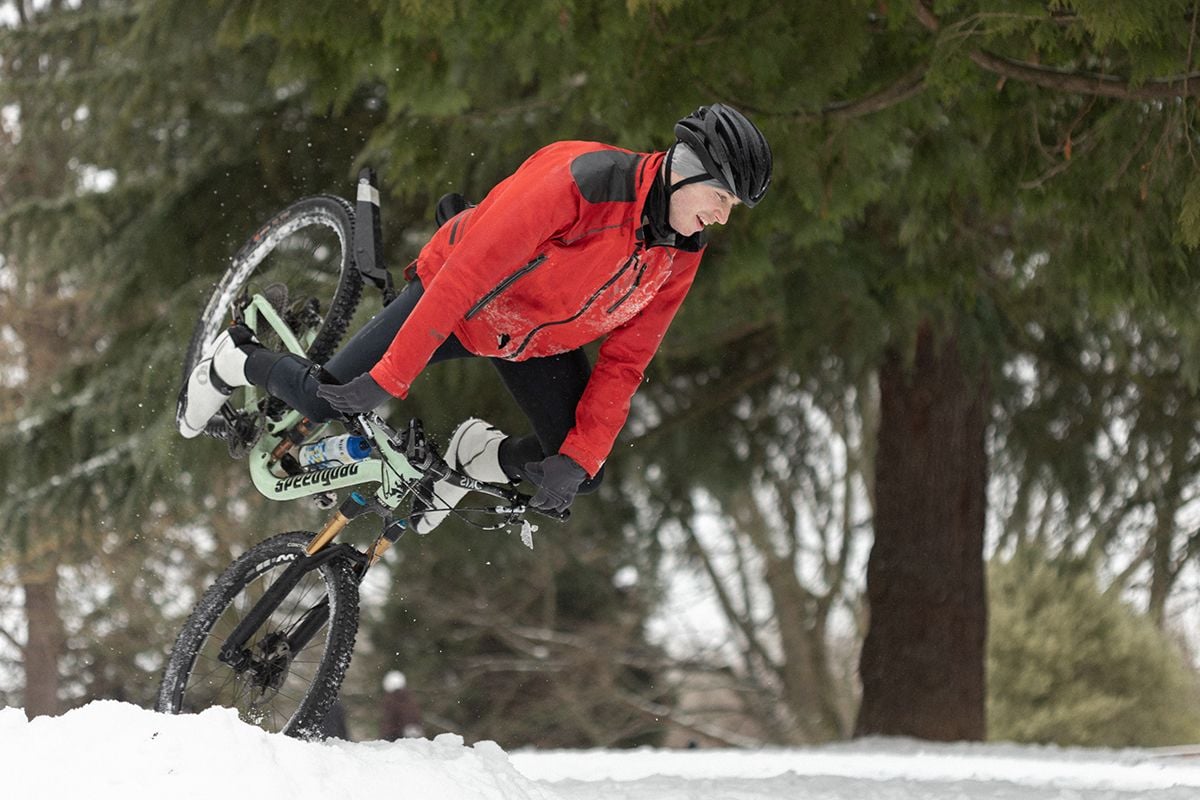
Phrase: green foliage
[
  {"left": 988, "top": 547, "right": 1200, "bottom": 746},
  {"left": 1180, "top": 175, "right": 1200, "bottom": 249},
  {"left": 1055, "top": 0, "right": 1188, "bottom": 51}
]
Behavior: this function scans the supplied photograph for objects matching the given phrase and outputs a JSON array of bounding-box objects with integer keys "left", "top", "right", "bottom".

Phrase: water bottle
[{"left": 297, "top": 434, "right": 373, "bottom": 468}]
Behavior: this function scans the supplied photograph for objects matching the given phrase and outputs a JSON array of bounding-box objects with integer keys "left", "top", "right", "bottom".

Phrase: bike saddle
[{"left": 434, "top": 192, "right": 474, "bottom": 227}]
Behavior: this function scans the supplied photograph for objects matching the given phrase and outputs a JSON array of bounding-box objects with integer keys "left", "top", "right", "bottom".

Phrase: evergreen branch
[
  {"left": 914, "top": 0, "right": 1200, "bottom": 100},
  {"left": 967, "top": 49, "right": 1200, "bottom": 100},
  {"left": 1183, "top": 0, "right": 1200, "bottom": 167},
  {"left": 726, "top": 65, "right": 928, "bottom": 123},
  {"left": 0, "top": 6, "right": 137, "bottom": 40},
  {"left": 0, "top": 386, "right": 97, "bottom": 438},
  {"left": 754, "top": 0, "right": 1200, "bottom": 122},
  {"left": 912, "top": 0, "right": 940, "bottom": 32},
  {"left": 5, "top": 432, "right": 145, "bottom": 509},
  {"left": 1018, "top": 131, "right": 1096, "bottom": 190},
  {"left": 1105, "top": 117, "right": 1156, "bottom": 190},
  {"left": 819, "top": 64, "right": 928, "bottom": 121}
]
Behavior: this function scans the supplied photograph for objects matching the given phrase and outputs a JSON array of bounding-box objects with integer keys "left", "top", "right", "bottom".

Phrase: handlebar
[{"left": 346, "top": 412, "right": 570, "bottom": 523}]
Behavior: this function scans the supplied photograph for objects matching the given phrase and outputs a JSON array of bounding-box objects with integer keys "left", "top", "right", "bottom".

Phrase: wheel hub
[{"left": 246, "top": 631, "right": 293, "bottom": 701}]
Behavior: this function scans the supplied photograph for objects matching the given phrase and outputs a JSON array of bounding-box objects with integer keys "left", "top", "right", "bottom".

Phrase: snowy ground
[{"left": 4, "top": 701, "right": 1200, "bottom": 799}]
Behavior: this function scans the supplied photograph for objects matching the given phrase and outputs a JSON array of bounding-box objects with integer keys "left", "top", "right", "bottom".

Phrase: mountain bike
[{"left": 155, "top": 170, "right": 562, "bottom": 738}]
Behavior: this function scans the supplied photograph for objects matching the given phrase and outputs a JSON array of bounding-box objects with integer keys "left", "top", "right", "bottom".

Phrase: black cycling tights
[{"left": 244, "top": 279, "right": 604, "bottom": 491}]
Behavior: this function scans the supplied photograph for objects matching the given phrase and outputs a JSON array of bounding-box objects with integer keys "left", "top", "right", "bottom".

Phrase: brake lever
[
  {"left": 512, "top": 506, "right": 570, "bottom": 550},
  {"left": 517, "top": 495, "right": 571, "bottom": 523},
  {"left": 342, "top": 413, "right": 367, "bottom": 437}
]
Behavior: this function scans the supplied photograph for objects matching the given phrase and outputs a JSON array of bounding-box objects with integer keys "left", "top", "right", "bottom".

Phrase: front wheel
[{"left": 156, "top": 532, "right": 360, "bottom": 738}]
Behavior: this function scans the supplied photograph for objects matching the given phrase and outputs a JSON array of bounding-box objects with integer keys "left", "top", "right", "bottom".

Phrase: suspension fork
[
  {"left": 217, "top": 542, "right": 361, "bottom": 670},
  {"left": 217, "top": 494, "right": 383, "bottom": 670}
]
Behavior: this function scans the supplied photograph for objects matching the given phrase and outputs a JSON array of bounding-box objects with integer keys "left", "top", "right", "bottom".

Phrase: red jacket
[{"left": 369, "top": 141, "right": 705, "bottom": 475}]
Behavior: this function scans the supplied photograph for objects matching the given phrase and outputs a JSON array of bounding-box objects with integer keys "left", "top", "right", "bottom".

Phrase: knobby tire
[
  {"left": 175, "top": 195, "right": 363, "bottom": 440},
  {"left": 155, "top": 532, "right": 360, "bottom": 738}
]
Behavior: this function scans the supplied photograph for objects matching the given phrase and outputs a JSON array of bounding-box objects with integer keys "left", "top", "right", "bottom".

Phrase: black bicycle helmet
[{"left": 672, "top": 103, "right": 772, "bottom": 208}]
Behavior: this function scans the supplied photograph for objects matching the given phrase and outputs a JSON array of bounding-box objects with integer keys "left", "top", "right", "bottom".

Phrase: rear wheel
[
  {"left": 176, "top": 195, "right": 363, "bottom": 446},
  {"left": 156, "top": 532, "right": 360, "bottom": 738}
]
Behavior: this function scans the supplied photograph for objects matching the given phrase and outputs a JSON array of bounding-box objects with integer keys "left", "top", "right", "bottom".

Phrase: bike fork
[
  {"left": 216, "top": 495, "right": 391, "bottom": 671},
  {"left": 217, "top": 542, "right": 358, "bottom": 670}
]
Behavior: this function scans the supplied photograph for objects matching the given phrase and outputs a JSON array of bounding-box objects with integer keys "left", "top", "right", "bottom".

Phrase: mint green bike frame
[{"left": 237, "top": 292, "right": 422, "bottom": 511}]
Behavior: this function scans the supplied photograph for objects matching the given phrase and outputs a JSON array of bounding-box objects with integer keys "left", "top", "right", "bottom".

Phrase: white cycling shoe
[
  {"left": 178, "top": 328, "right": 254, "bottom": 438},
  {"left": 412, "top": 418, "right": 510, "bottom": 534}
]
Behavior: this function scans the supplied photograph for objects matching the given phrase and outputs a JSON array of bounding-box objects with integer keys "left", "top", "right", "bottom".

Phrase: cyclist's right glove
[
  {"left": 524, "top": 454, "right": 588, "bottom": 513},
  {"left": 316, "top": 373, "right": 393, "bottom": 414}
]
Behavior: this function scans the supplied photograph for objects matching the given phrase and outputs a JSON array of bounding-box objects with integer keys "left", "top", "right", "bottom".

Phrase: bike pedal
[{"left": 212, "top": 406, "right": 264, "bottom": 459}]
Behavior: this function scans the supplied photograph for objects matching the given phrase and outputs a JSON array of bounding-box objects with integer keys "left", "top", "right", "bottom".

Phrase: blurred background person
[{"left": 380, "top": 670, "right": 424, "bottom": 740}]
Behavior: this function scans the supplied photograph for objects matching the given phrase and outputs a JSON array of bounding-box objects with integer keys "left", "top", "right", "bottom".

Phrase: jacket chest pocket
[
  {"left": 605, "top": 249, "right": 673, "bottom": 316},
  {"left": 464, "top": 254, "right": 548, "bottom": 320},
  {"left": 604, "top": 254, "right": 649, "bottom": 314}
]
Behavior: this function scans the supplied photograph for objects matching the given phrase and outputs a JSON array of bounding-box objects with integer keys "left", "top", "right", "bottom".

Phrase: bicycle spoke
[{"left": 161, "top": 534, "right": 355, "bottom": 736}]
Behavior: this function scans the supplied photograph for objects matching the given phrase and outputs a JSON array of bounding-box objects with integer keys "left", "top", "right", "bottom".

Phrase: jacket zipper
[
  {"left": 465, "top": 254, "right": 548, "bottom": 320},
  {"left": 605, "top": 254, "right": 649, "bottom": 314},
  {"left": 509, "top": 253, "right": 639, "bottom": 359}
]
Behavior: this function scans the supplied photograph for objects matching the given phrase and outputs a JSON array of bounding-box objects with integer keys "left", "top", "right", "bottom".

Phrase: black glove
[
  {"left": 524, "top": 454, "right": 588, "bottom": 513},
  {"left": 316, "top": 373, "right": 393, "bottom": 415}
]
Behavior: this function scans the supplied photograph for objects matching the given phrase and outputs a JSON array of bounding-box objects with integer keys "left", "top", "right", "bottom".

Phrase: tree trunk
[
  {"left": 1146, "top": 505, "right": 1171, "bottom": 628},
  {"left": 855, "top": 322, "right": 988, "bottom": 741},
  {"left": 21, "top": 556, "right": 63, "bottom": 718},
  {"left": 762, "top": 554, "right": 844, "bottom": 740},
  {"left": 1146, "top": 432, "right": 1186, "bottom": 628}
]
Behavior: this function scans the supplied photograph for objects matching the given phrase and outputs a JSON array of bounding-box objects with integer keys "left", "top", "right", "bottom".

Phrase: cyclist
[{"left": 179, "top": 104, "right": 772, "bottom": 529}]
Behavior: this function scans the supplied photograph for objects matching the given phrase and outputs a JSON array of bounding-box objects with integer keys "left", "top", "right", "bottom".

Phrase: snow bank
[
  {"left": 1, "top": 701, "right": 552, "bottom": 800},
  {"left": 3, "top": 701, "right": 1200, "bottom": 800}
]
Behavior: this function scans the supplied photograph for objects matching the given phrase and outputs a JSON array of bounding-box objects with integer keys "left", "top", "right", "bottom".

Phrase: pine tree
[{"left": 989, "top": 546, "right": 1200, "bottom": 747}]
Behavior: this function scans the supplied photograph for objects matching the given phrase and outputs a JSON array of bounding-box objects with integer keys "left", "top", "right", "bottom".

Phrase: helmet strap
[
  {"left": 664, "top": 143, "right": 719, "bottom": 197},
  {"left": 669, "top": 173, "right": 716, "bottom": 194}
]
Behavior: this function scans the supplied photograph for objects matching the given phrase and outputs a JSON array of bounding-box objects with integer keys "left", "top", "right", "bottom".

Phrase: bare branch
[
  {"left": 682, "top": 517, "right": 780, "bottom": 673},
  {"left": 615, "top": 688, "right": 764, "bottom": 748},
  {"left": 0, "top": 625, "right": 25, "bottom": 655}
]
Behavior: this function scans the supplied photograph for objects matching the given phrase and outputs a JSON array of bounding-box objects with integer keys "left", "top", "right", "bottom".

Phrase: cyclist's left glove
[
  {"left": 316, "top": 373, "right": 393, "bottom": 415},
  {"left": 524, "top": 454, "right": 588, "bottom": 513}
]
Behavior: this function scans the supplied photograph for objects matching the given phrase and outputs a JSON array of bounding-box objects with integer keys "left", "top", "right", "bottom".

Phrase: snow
[{"left": 4, "top": 701, "right": 1200, "bottom": 799}]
